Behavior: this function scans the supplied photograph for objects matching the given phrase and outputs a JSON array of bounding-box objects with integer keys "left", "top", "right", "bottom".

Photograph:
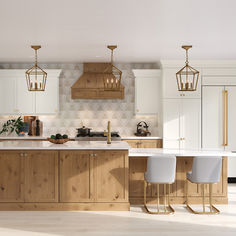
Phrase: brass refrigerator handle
[
  {"left": 225, "top": 90, "right": 228, "bottom": 146},
  {"left": 222, "top": 90, "right": 226, "bottom": 146}
]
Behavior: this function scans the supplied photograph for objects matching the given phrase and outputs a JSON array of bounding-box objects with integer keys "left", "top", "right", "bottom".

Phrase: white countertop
[
  {"left": 129, "top": 148, "right": 236, "bottom": 157},
  {"left": 0, "top": 141, "right": 130, "bottom": 150},
  {"left": 0, "top": 136, "right": 162, "bottom": 140},
  {"left": 122, "top": 136, "right": 162, "bottom": 140},
  {"left": 0, "top": 136, "right": 48, "bottom": 140}
]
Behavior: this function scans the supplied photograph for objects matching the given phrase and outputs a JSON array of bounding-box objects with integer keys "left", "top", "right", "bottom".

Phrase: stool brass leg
[
  {"left": 168, "top": 184, "right": 170, "bottom": 205},
  {"left": 186, "top": 181, "right": 220, "bottom": 214},
  {"left": 209, "top": 183, "right": 213, "bottom": 212},
  {"left": 202, "top": 184, "right": 205, "bottom": 213},
  {"left": 186, "top": 179, "right": 189, "bottom": 205},
  {"left": 144, "top": 181, "right": 174, "bottom": 215},
  {"left": 164, "top": 184, "right": 167, "bottom": 212},
  {"left": 157, "top": 183, "right": 159, "bottom": 212}
]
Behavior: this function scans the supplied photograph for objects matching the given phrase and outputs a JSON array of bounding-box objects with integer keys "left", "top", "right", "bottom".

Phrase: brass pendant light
[
  {"left": 26, "top": 45, "right": 47, "bottom": 91},
  {"left": 176, "top": 45, "right": 199, "bottom": 91},
  {"left": 103, "top": 45, "right": 122, "bottom": 91}
]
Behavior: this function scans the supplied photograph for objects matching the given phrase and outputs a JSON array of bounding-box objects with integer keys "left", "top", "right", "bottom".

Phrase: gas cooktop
[{"left": 75, "top": 131, "right": 121, "bottom": 141}]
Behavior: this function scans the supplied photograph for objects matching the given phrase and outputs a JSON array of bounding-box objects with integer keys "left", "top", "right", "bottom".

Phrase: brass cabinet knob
[
  {"left": 136, "top": 109, "right": 139, "bottom": 112},
  {"left": 20, "top": 153, "right": 24, "bottom": 157}
]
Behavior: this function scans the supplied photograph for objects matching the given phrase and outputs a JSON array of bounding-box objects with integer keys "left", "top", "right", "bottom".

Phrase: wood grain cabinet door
[
  {"left": 60, "top": 151, "right": 93, "bottom": 202},
  {"left": 123, "top": 140, "right": 138, "bottom": 148},
  {"left": 24, "top": 151, "right": 58, "bottom": 202},
  {"left": 0, "top": 151, "right": 24, "bottom": 202},
  {"left": 139, "top": 140, "right": 162, "bottom": 148},
  {"left": 94, "top": 151, "right": 129, "bottom": 202}
]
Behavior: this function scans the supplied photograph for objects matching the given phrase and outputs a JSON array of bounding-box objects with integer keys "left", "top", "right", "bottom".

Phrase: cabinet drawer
[{"left": 123, "top": 139, "right": 162, "bottom": 148}]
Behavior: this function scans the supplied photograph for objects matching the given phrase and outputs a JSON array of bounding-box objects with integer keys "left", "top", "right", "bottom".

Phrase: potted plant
[{"left": 0, "top": 116, "right": 25, "bottom": 136}]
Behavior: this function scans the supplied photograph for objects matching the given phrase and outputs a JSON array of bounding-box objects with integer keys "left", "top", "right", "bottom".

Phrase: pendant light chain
[
  {"left": 35, "top": 49, "right": 38, "bottom": 83},
  {"left": 185, "top": 48, "right": 189, "bottom": 65}
]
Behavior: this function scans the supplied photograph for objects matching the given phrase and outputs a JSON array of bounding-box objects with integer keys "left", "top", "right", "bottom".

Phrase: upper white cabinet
[
  {"left": 163, "top": 98, "right": 201, "bottom": 149},
  {"left": 15, "top": 76, "right": 35, "bottom": 114},
  {"left": 35, "top": 72, "right": 59, "bottom": 114},
  {"left": 0, "top": 76, "right": 15, "bottom": 114},
  {"left": 0, "top": 70, "right": 61, "bottom": 115},
  {"left": 133, "top": 69, "right": 161, "bottom": 115},
  {"left": 161, "top": 61, "right": 201, "bottom": 99}
]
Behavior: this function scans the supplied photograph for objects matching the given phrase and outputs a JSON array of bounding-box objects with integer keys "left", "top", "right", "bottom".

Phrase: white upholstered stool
[
  {"left": 144, "top": 155, "right": 176, "bottom": 214},
  {"left": 186, "top": 156, "right": 222, "bottom": 214}
]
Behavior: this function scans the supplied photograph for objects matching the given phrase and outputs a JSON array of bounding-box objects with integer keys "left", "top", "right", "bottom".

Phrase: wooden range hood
[{"left": 71, "top": 63, "right": 124, "bottom": 99}]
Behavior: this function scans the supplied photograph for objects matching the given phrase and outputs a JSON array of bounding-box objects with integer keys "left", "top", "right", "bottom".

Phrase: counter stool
[
  {"left": 186, "top": 156, "right": 222, "bottom": 214},
  {"left": 144, "top": 155, "right": 176, "bottom": 214}
]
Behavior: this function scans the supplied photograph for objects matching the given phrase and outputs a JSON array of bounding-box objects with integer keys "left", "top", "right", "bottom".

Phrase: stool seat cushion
[
  {"left": 186, "top": 156, "right": 222, "bottom": 183},
  {"left": 144, "top": 155, "right": 176, "bottom": 183}
]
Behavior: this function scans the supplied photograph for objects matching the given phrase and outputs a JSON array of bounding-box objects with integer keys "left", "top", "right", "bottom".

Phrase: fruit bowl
[{"left": 47, "top": 138, "right": 69, "bottom": 144}]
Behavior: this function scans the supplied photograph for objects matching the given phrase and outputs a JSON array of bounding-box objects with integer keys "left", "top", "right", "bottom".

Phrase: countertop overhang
[{"left": 129, "top": 148, "right": 236, "bottom": 157}]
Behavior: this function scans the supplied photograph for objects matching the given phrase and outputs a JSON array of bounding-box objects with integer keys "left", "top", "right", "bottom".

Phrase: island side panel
[{"left": 129, "top": 156, "right": 228, "bottom": 204}]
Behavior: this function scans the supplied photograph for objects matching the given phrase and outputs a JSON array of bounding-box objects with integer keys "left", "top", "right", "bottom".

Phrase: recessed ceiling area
[{"left": 0, "top": 0, "right": 236, "bottom": 63}]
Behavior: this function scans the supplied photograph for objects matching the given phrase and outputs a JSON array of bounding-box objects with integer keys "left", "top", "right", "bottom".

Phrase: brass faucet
[{"left": 104, "top": 121, "right": 111, "bottom": 144}]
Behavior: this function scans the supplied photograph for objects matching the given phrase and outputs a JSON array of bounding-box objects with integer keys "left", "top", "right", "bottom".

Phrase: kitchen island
[
  {"left": 0, "top": 141, "right": 129, "bottom": 211},
  {"left": 0, "top": 141, "right": 235, "bottom": 210}
]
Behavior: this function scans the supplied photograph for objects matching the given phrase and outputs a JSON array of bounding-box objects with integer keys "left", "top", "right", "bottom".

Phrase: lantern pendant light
[
  {"left": 103, "top": 45, "right": 122, "bottom": 91},
  {"left": 26, "top": 45, "right": 47, "bottom": 91},
  {"left": 176, "top": 45, "right": 199, "bottom": 91}
]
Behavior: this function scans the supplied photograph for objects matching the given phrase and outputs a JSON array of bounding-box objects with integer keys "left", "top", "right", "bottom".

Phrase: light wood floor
[{"left": 0, "top": 184, "right": 236, "bottom": 236}]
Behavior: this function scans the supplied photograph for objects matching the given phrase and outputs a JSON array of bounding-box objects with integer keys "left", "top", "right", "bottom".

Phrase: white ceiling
[{"left": 0, "top": 0, "right": 236, "bottom": 63}]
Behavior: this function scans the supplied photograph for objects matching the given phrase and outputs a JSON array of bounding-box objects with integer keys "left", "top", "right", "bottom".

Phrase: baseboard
[{"left": 228, "top": 177, "right": 236, "bottom": 183}]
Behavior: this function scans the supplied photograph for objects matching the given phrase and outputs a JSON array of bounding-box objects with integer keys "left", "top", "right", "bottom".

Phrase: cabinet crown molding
[
  {"left": 160, "top": 60, "right": 236, "bottom": 69},
  {"left": 0, "top": 69, "right": 62, "bottom": 78}
]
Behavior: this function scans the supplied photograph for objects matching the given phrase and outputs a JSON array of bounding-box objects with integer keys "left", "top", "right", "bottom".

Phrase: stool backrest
[
  {"left": 191, "top": 156, "right": 222, "bottom": 183},
  {"left": 145, "top": 155, "right": 176, "bottom": 183}
]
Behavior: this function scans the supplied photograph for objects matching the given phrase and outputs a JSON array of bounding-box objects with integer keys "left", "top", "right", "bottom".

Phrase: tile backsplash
[{"left": 0, "top": 63, "right": 161, "bottom": 137}]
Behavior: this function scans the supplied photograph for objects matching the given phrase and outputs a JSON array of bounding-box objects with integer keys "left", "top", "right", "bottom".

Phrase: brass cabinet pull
[
  {"left": 225, "top": 90, "right": 228, "bottom": 146},
  {"left": 222, "top": 90, "right": 226, "bottom": 146}
]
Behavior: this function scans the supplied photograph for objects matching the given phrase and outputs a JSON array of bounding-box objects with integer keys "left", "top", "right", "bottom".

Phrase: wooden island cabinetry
[
  {"left": 60, "top": 150, "right": 128, "bottom": 203},
  {"left": 0, "top": 151, "right": 58, "bottom": 203},
  {"left": 0, "top": 149, "right": 129, "bottom": 211}
]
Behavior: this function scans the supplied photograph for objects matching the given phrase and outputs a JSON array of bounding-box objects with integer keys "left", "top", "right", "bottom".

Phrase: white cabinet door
[
  {"left": 181, "top": 99, "right": 201, "bottom": 149},
  {"left": 225, "top": 86, "right": 236, "bottom": 177},
  {"left": 15, "top": 77, "right": 35, "bottom": 114},
  {"left": 164, "top": 98, "right": 201, "bottom": 149},
  {"left": 163, "top": 99, "right": 181, "bottom": 148},
  {"left": 202, "top": 86, "right": 224, "bottom": 149},
  {"left": 35, "top": 77, "right": 59, "bottom": 114},
  {"left": 133, "top": 69, "right": 161, "bottom": 115},
  {"left": 0, "top": 77, "right": 16, "bottom": 114}
]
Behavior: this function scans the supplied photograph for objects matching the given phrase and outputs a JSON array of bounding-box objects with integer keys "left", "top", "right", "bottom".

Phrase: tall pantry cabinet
[
  {"left": 202, "top": 74, "right": 236, "bottom": 178},
  {"left": 162, "top": 66, "right": 201, "bottom": 149}
]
